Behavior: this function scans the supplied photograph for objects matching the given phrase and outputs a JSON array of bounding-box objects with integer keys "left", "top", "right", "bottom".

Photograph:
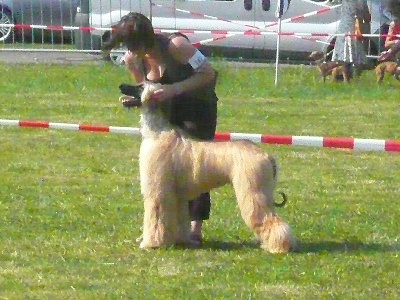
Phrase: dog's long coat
[{"left": 136, "top": 83, "right": 296, "bottom": 253}]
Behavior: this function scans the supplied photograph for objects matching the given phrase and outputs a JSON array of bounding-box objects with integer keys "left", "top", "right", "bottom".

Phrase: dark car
[{"left": 0, "top": 0, "right": 79, "bottom": 43}]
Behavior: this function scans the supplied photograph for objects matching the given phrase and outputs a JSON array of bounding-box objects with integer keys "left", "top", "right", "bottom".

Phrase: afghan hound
[{"left": 127, "top": 82, "right": 296, "bottom": 253}]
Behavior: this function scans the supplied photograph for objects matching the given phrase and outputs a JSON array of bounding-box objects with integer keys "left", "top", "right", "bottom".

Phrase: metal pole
[
  {"left": 74, "top": 0, "right": 91, "bottom": 50},
  {"left": 149, "top": 0, "right": 153, "bottom": 22},
  {"left": 79, "top": 0, "right": 90, "bottom": 14},
  {"left": 274, "top": 17, "right": 282, "bottom": 86}
]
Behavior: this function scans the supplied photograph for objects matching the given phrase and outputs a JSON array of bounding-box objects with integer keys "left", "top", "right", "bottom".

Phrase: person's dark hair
[{"left": 102, "top": 12, "right": 155, "bottom": 52}]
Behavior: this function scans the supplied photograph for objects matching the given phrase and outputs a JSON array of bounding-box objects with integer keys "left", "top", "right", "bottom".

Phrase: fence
[{"left": 0, "top": 0, "right": 393, "bottom": 61}]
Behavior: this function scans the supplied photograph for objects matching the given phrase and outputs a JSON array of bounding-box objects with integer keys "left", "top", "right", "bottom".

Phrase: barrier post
[{"left": 74, "top": 0, "right": 92, "bottom": 50}]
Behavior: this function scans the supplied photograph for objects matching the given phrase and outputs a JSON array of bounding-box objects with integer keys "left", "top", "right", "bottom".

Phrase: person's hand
[
  {"left": 124, "top": 50, "right": 136, "bottom": 65},
  {"left": 150, "top": 84, "right": 178, "bottom": 101},
  {"left": 124, "top": 50, "right": 142, "bottom": 72}
]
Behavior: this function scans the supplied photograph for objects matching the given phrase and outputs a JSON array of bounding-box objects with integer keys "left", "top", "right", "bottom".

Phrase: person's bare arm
[
  {"left": 125, "top": 51, "right": 145, "bottom": 84},
  {"left": 151, "top": 36, "right": 216, "bottom": 101},
  {"left": 384, "top": 22, "right": 399, "bottom": 49},
  {"left": 169, "top": 35, "right": 216, "bottom": 91}
]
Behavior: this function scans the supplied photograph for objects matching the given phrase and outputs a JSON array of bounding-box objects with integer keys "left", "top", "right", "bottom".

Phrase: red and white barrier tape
[
  {"left": 0, "top": 23, "right": 107, "bottom": 32},
  {"left": 0, "top": 5, "right": 340, "bottom": 47},
  {"left": 0, "top": 119, "right": 141, "bottom": 135},
  {"left": 0, "top": 3, "right": 339, "bottom": 34},
  {"left": 159, "top": 3, "right": 340, "bottom": 28},
  {"left": 260, "top": 5, "right": 341, "bottom": 30},
  {"left": 151, "top": 3, "right": 260, "bottom": 30},
  {"left": 190, "top": 4, "right": 341, "bottom": 46},
  {"left": 2, "top": 23, "right": 397, "bottom": 40},
  {"left": 1, "top": 119, "right": 399, "bottom": 153}
]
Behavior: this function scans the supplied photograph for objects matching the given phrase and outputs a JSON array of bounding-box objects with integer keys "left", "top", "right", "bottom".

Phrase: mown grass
[{"left": 0, "top": 59, "right": 399, "bottom": 299}]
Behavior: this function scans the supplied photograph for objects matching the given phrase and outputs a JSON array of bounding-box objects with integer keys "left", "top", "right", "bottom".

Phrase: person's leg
[
  {"left": 343, "top": 63, "right": 353, "bottom": 82},
  {"left": 170, "top": 94, "right": 218, "bottom": 245},
  {"left": 191, "top": 98, "right": 217, "bottom": 243},
  {"left": 353, "top": 64, "right": 363, "bottom": 78},
  {"left": 188, "top": 193, "right": 211, "bottom": 245}
]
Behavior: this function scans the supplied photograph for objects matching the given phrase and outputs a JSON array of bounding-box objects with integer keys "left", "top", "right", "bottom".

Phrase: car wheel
[{"left": 0, "top": 8, "right": 14, "bottom": 43}]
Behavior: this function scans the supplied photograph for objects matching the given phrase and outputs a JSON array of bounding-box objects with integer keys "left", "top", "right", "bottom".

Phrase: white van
[{"left": 85, "top": 0, "right": 386, "bottom": 62}]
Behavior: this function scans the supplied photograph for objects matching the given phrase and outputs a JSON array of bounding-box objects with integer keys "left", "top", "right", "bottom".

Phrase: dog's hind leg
[
  {"left": 258, "top": 214, "right": 295, "bottom": 253},
  {"left": 232, "top": 164, "right": 295, "bottom": 253},
  {"left": 140, "top": 192, "right": 179, "bottom": 249},
  {"left": 394, "top": 68, "right": 400, "bottom": 81}
]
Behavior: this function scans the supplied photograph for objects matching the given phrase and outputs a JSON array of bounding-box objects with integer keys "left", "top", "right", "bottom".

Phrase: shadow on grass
[
  {"left": 195, "top": 239, "right": 397, "bottom": 254},
  {"left": 200, "top": 239, "right": 260, "bottom": 251},
  {"left": 297, "top": 239, "right": 397, "bottom": 254}
]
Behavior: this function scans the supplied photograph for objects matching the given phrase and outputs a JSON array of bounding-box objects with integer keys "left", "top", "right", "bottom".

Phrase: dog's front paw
[{"left": 139, "top": 239, "right": 162, "bottom": 249}]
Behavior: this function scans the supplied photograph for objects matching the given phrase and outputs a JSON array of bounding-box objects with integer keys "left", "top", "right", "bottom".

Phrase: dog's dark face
[
  {"left": 119, "top": 82, "right": 169, "bottom": 112},
  {"left": 119, "top": 83, "right": 144, "bottom": 107},
  {"left": 119, "top": 83, "right": 144, "bottom": 98},
  {"left": 125, "top": 82, "right": 173, "bottom": 124}
]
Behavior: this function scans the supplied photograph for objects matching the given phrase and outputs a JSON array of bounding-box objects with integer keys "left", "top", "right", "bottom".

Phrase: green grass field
[{"left": 0, "top": 60, "right": 399, "bottom": 299}]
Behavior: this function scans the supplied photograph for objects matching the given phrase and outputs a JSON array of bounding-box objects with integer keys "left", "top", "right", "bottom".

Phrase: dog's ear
[
  {"left": 101, "top": 23, "right": 125, "bottom": 54},
  {"left": 119, "top": 83, "right": 144, "bottom": 98}
]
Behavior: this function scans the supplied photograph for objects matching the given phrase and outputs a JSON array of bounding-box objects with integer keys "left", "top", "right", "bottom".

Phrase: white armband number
[{"left": 188, "top": 50, "right": 207, "bottom": 70}]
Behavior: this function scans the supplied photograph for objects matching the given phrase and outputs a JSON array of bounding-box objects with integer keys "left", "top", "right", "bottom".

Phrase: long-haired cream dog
[{"left": 128, "top": 82, "right": 296, "bottom": 253}]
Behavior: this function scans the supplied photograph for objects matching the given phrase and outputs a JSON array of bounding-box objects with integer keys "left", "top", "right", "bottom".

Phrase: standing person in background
[
  {"left": 103, "top": 12, "right": 219, "bottom": 246},
  {"left": 331, "top": 0, "right": 370, "bottom": 81},
  {"left": 378, "top": 0, "right": 400, "bottom": 62}
]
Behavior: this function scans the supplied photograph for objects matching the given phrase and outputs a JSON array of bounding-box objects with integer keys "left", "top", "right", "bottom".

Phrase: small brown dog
[
  {"left": 309, "top": 51, "right": 351, "bottom": 83},
  {"left": 375, "top": 61, "right": 400, "bottom": 84}
]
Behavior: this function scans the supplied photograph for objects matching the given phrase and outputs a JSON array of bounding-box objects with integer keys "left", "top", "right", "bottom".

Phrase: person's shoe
[{"left": 189, "top": 232, "right": 203, "bottom": 246}]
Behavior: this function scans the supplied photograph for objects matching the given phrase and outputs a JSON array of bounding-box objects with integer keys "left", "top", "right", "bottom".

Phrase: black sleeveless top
[{"left": 143, "top": 33, "right": 218, "bottom": 141}]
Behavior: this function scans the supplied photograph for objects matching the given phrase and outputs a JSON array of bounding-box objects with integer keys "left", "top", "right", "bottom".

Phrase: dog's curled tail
[
  {"left": 269, "top": 156, "right": 288, "bottom": 208},
  {"left": 275, "top": 192, "right": 287, "bottom": 207}
]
